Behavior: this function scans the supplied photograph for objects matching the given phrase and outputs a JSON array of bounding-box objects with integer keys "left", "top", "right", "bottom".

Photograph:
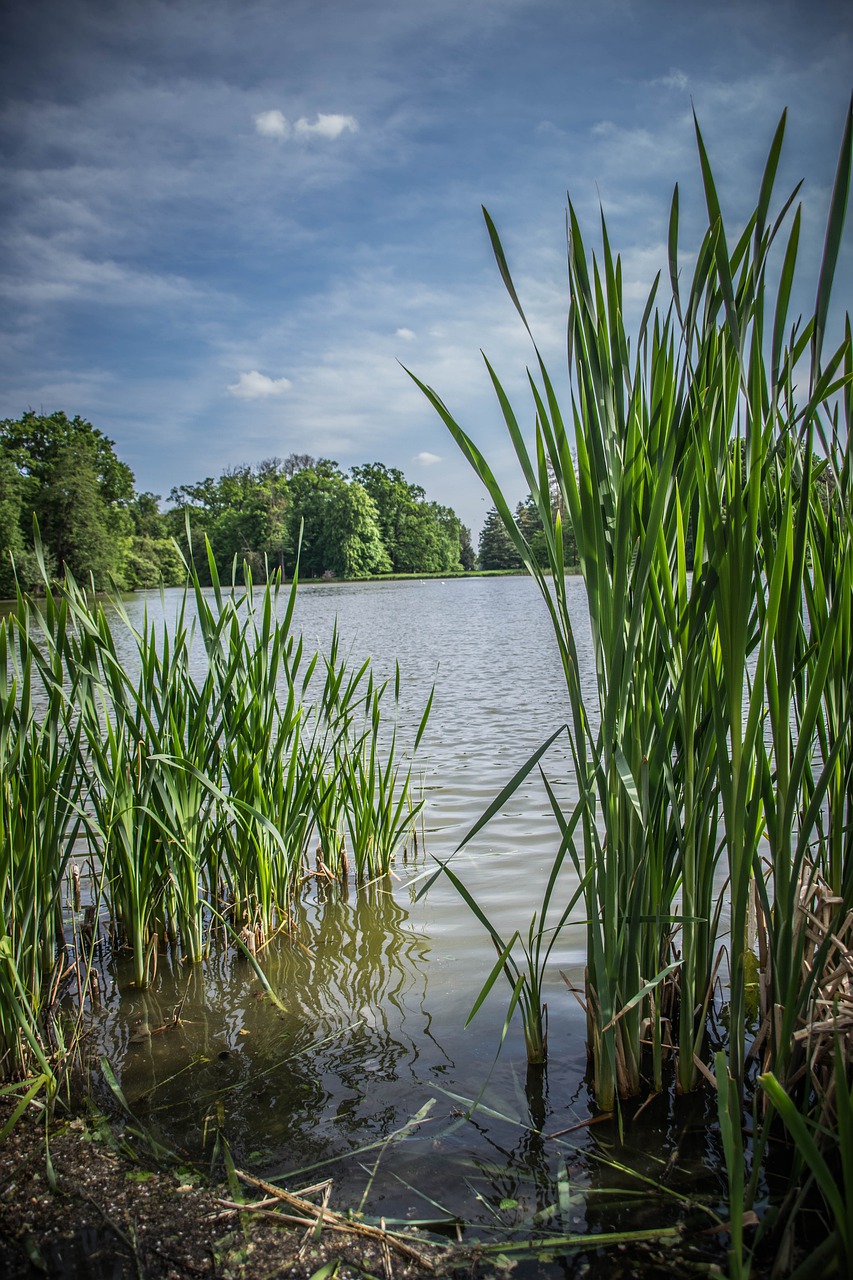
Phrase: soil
[
  {"left": 0, "top": 1096, "right": 468, "bottom": 1280},
  {"left": 0, "top": 1091, "right": 746, "bottom": 1280}
]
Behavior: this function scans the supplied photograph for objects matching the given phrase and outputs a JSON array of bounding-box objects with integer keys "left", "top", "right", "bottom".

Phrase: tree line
[
  {"left": 0, "top": 410, "right": 584, "bottom": 594},
  {"left": 0, "top": 411, "right": 480, "bottom": 594}
]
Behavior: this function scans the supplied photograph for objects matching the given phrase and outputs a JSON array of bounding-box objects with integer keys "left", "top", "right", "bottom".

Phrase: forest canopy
[{"left": 0, "top": 412, "right": 476, "bottom": 593}]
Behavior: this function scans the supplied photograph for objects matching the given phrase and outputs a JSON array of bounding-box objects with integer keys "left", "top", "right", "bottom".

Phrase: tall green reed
[
  {"left": 341, "top": 664, "right": 431, "bottom": 881},
  {"left": 0, "top": 609, "right": 83, "bottom": 1078},
  {"left": 0, "top": 526, "right": 430, "bottom": 1088},
  {"left": 445, "top": 771, "right": 590, "bottom": 1067},
  {"left": 410, "top": 103, "right": 853, "bottom": 1118}
]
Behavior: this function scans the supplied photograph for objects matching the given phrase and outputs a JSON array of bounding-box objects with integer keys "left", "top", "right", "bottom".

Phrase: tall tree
[
  {"left": 429, "top": 502, "right": 470, "bottom": 572},
  {"left": 286, "top": 463, "right": 389, "bottom": 578},
  {"left": 120, "top": 491, "right": 185, "bottom": 588},
  {"left": 350, "top": 462, "right": 468, "bottom": 572},
  {"left": 281, "top": 452, "right": 316, "bottom": 479},
  {"left": 164, "top": 461, "right": 291, "bottom": 583},
  {"left": 0, "top": 448, "right": 26, "bottom": 595},
  {"left": 458, "top": 523, "right": 477, "bottom": 572},
  {"left": 0, "top": 411, "right": 134, "bottom": 508},
  {"left": 322, "top": 480, "right": 391, "bottom": 578},
  {"left": 0, "top": 411, "right": 135, "bottom": 586},
  {"left": 478, "top": 506, "right": 522, "bottom": 570},
  {"left": 39, "top": 439, "right": 122, "bottom": 584},
  {"left": 254, "top": 457, "right": 290, "bottom": 572},
  {"left": 516, "top": 492, "right": 579, "bottom": 569},
  {"left": 349, "top": 462, "right": 418, "bottom": 568}
]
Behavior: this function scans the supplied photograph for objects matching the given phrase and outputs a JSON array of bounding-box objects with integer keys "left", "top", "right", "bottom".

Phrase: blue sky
[{"left": 1, "top": 0, "right": 851, "bottom": 538}]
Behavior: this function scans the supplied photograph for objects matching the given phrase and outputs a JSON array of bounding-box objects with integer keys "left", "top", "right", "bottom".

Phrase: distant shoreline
[{"left": 0, "top": 566, "right": 584, "bottom": 607}]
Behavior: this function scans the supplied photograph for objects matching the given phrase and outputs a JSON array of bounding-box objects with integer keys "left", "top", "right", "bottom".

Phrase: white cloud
[
  {"left": 414, "top": 450, "right": 442, "bottom": 466},
  {"left": 660, "top": 69, "right": 686, "bottom": 92},
  {"left": 253, "top": 110, "right": 359, "bottom": 143},
  {"left": 294, "top": 113, "right": 359, "bottom": 140},
  {"left": 395, "top": 327, "right": 416, "bottom": 340},
  {"left": 227, "top": 370, "right": 292, "bottom": 398},
  {"left": 254, "top": 109, "right": 290, "bottom": 138},
  {"left": 657, "top": 69, "right": 689, "bottom": 92}
]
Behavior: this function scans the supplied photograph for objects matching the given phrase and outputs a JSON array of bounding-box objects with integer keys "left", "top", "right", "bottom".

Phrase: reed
[
  {"left": 0, "top": 607, "right": 84, "bottom": 1078},
  {"left": 444, "top": 810, "right": 588, "bottom": 1066},
  {"left": 411, "top": 100, "right": 853, "bottom": 1140},
  {"left": 341, "top": 665, "right": 431, "bottom": 881},
  {"left": 0, "top": 530, "right": 429, "bottom": 1088}
]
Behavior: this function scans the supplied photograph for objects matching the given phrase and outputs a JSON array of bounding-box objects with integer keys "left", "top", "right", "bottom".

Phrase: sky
[{"left": 1, "top": 0, "right": 851, "bottom": 539}]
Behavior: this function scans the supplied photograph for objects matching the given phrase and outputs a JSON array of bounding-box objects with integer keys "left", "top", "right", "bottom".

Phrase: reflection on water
[
  {"left": 85, "top": 577, "right": 727, "bottom": 1274},
  {"left": 97, "top": 876, "right": 448, "bottom": 1180}
]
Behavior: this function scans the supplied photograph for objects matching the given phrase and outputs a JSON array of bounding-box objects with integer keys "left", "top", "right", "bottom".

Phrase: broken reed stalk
[{"left": 230, "top": 1169, "right": 444, "bottom": 1272}]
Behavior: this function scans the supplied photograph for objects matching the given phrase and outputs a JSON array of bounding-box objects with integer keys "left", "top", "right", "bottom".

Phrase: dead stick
[{"left": 232, "top": 1172, "right": 441, "bottom": 1271}]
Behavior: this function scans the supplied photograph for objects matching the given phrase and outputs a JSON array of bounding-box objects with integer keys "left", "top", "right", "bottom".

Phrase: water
[{"left": 85, "top": 576, "right": 728, "bottom": 1274}]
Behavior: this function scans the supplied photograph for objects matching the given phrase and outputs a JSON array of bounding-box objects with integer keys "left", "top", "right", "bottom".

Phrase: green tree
[
  {"left": 0, "top": 449, "right": 26, "bottom": 596},
  {"left": 458, "top": 523, "right": 476, "bottom": 571},
  {"left": 284, "top": 460, "right": 336, "bottom": 577},
  {"left": 38, "top": 439, "right": 122, "bottom": 584},
  {"left": 393, "top": 504, "right": 441, "bottom": 572},
  {"left": 349, "top": 462, "right": 419, "bottom": 568},
  {"left": 350, "top": 462, "right": 469, "bottom": 573},
  {"left": 0, "top": 411, "right": 135, "bottom": 587},
  {"left": 211, "top": 507, "right": 270, "bottom": 577},
  {"left": 122, "top": 492, "right": 185, "bottom": 588},
  {"left": 165, "top": 460, "right": 291, "bottom": 582},
  {"left": 123, "top": 537, "right": 185, "bottom": 589},
  {"left": 515, "top": 493, "right": 579, "bottom": 570},
  {"left": 281, "top": 452, "right": 316, "bottom": 478},
  {"left": 429, "top": 502, "right": 470, "bottom": 572},
  {"left": 254, "top": 457, "right": 290, "bottom": 573},
  {"left": 286, "top": 463, "right": 389, "bottom": 578},
  {"left": 0, "top": 410, "right": 134, "bottom": 506},
  {"left": 164, "top": 476, "right": 218, "bottom": 582},
  {"left": 478, "top": 506, "right": 522, "bottom": 570},
  {"left": 130, "top": 491, "right": 168, "bottom": 540},
  {"left": 322, "top": 481, "right": 391, "bottom": 578}
]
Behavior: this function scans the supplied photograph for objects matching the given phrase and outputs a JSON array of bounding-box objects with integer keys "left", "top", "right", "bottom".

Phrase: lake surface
[{"left": 89, "top": 576, "right": 727, "bottom": 1275}]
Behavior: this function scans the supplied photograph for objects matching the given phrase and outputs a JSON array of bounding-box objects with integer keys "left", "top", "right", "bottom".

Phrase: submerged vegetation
[
  {"left": 0, "top": 535, "right": 428, "bottom": 1094},
  {"left": 413, "top": 101, "right": 853, "bottom": 1275}
]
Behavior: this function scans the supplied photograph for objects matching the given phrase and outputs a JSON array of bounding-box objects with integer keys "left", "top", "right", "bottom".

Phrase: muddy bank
[{"left": 0, "top": 1099, "right": 464, "bottom": 1280}]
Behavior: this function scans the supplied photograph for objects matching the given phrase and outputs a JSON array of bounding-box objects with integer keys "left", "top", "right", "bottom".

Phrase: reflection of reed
[
  {"left": 459, "top": 1068, "right": 563, "bottom": 1230},
  {"left": 281, "top": 879, "right": 431, "bottom": 1051},
  {"left": 265, "top": 878, "right": 453, "bottom": 1144},
  {"left": 93, "top": 878, "right": 451, "bottom": 1170},
  {"left": 449, "top": 1073, "right": 724, "bottom": 1263}
]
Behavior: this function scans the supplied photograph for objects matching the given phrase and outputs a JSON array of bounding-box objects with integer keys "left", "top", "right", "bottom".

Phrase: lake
[{"left": 89, "top": 575, "right": 726, "bottom": 1275}]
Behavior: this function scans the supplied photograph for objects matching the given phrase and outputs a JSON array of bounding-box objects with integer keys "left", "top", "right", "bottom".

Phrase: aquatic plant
[
  {"left": 0, "top": 530, "right": 429, "bottom": 1093},
  {"left": 413, "top": 99, "right": 851, "bottom": 1090},
  {"left": 412, "top": 98, "right": 853, "bottom": 1270},
  {"left": 0, "top": 603, "right": 84, "bottom": 1078},
  {"left": 341, "top": 664, "right": 431, "bottom": 881}
]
